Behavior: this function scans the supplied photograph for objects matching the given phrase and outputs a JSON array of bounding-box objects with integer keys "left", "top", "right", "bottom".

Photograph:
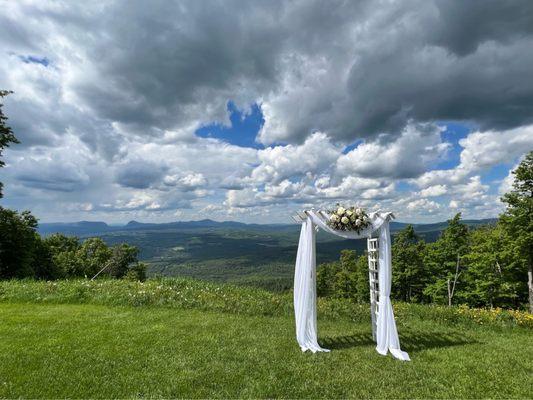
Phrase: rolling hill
[{"left": 37, "top": 218, "right": 497, "bottom": 290}]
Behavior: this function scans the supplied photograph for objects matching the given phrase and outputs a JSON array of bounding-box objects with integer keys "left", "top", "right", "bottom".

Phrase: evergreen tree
[
  {"left": 500, "top": 151, "right": 533, "bottom": 312},
  {"left": 424, "top": 213, "right": 469, "bottom": 305},
  {"left": 316, "top": 261, "right": 341, "bottom": 297},
  {"left": 463, "top": 224, "right": 523, "bottom": 308},
  {"left": 317, "top": 249, "right": 368, "bottom": 300},
  {"left": 353, "top": 253, "right": 370, "bottom": 302},
  {"left": 332, "top": 250, "right": 358, "bottom": 299},
  {"left": 392, "top": 225, "right": 427, "bottom": 302}
]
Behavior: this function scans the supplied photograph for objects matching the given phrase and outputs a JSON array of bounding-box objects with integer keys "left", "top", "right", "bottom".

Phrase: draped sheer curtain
[{"left": 293, "top": 210, "right": 410, "bottom": 361}]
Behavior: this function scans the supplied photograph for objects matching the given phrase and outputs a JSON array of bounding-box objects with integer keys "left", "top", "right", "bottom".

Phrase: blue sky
[
  {"left": 1, "top": 1, "right": 532, "bottom": 224},
  {"left": 196, "top": 102, "right": 265, "bottom": 149}
]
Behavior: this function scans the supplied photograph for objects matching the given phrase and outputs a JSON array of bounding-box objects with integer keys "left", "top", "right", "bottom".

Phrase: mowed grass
[{"left": 0, "top": 302, "right": 532, "bottom": 399}]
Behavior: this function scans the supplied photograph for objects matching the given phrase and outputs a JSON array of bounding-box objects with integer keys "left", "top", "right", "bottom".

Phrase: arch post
[{"left": 367, "top": 237, "right": 379, "bottom": 342}]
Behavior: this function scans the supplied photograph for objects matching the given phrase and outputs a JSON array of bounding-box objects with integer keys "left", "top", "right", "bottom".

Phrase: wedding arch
[{"left": 291, "top": 209, "right": 410, "bottom": 361}]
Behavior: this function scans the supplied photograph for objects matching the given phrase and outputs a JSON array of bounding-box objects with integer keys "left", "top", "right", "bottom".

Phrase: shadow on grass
[
  {"left": 319, "top": 333, "right": 375, "bottom": 349},
  {"left": 399, "top": 330, "right": 478, "bottom": 352},
  {"left": 320, "top": 330, "right": 477, "bottom": 352}
]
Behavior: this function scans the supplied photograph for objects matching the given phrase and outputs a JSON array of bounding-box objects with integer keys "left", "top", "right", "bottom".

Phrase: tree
[
  {"left": 332, "top": 250, "right": 358, "bottom": 299},
  {"left": 107, "top": 243, "right": 139, "bottom": 278},
  {"left": 76, "top": 238, "right": 112, "bottom": 278},
  {"left": 353, "top": 253, "right": 370, "bottom": 302},
  {"left": 31, "top": 235, "right": 61, "bottom": 280},
  {"left": 317, "top": 249, "right": 369, "bottom": 301},
  {"left": 0, "top": 90, "right": 19, "bottom": 198},
  {"left": 392, "top": 225, "right": 427, "bottom": 302},
  {"left": 424, "top": 213, "right": 469, "bottom": 305},
  {"left": 43, "top": 234, "right": 143, "bottom": 280},
  {"left": 500, "top": 151, "right": 533, "bottom": 312},
  {"left": 463, "top": 224, "right": 523, "bottom": 308},
  {"left": 317, "top": 261, "right": 342, "bottom": 297},
  {"left": 44, "top": 234, "right": 81, "bottom": 278},
  {"left": 124, "top": 262, "right": 147, "bottom": 281},
  {"left": 0, "top": 207, "right": 39, "bottom": 278}
]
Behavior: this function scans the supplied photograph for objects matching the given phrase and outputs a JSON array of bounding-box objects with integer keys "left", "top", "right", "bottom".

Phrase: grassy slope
[{"left": 0, "top": 300, "right": 532, "bottom": 398}]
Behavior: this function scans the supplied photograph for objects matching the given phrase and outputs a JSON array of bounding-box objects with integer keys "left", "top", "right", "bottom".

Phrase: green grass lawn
[{"left": 0, "top": 302, "right": 531, "bottom": 398}]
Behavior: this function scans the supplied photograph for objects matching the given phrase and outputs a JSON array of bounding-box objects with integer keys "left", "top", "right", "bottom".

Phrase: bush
[{"left": 123, "top": 262, "right": 147, "bottom": 281}]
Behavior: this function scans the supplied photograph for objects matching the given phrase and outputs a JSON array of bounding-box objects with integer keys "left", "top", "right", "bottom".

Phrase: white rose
[
  {"left": 355, "top": 208, "right": 362, "bottom": 215},
  {"left": 355, "top": 219, "right": 361, "bottom": 226},
  {"left": 341, "top": 216, "right": 349, "bottom": 224},
  {"left": 345, "top": 210, "right": 353, "bottom": 216},
  {"left": 331, "top": 214, "right": 339, "bottom": 222},
  {"left": 337, "top": 206, "right": 345, "bottom": 215}
]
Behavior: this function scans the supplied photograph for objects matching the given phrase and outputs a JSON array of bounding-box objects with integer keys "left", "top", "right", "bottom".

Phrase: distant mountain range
[
  {"left": 37, "top": 218, "right": 497, "bottom": 237},
  {"left": 36, "top": 217, "right": 497, "bottom": 287}
]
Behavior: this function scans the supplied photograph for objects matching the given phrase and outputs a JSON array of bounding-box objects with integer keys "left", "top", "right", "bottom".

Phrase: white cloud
[
  {"left": 499, "top": 166, "right": 517, "bottom": 195},
  {"left": 163, "top": 173, "right": 207, "bottom": 191},
  {"left": 414, "top": 125, "right": 533, "bottom": 189},
  {"left": 419, "top": 184, "right": 447, "bottom": 197},
  {"left": 406, "top": 199, "right": 441, "bottom": 213},
  {"left": 249, "top": 132, "right": 341, "bottom": 184},
  {"left": 458, "top": 126, "right": 533, "bottom": 172},
  {"left": 337, "top": 122, "right": 449, "bottom": 179}
]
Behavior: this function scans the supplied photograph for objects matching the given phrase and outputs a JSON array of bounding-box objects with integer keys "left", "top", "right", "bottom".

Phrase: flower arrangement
[{"left": 327, "top": 204, "right": 370, "bottom": 233}]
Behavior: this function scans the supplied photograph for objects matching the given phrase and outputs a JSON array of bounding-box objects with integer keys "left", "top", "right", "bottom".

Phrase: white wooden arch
[{"left": 291, "top": 209, "right": 410, "bottom": 361}]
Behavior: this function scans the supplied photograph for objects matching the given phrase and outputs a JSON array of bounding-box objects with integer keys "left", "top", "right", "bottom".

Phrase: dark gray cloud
[
  {"left": 430, "top": 0, "right": 533, "bottom": 56},
  {"left": 115, "top": 161, "right": 165, "bottom": 189},
  {"left": 262, "top": 0, "right": 533, "bottom": 142},
  {"left": 3, "top": 0, "right": 533, "bottom": 146},
  {"left": 15, "top": 159, "right": 89, "bottom": 192}
]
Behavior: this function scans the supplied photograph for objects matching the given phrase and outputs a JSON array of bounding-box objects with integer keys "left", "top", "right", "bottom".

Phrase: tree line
[
  {"left": 318, "top": 152, "right": 533, "bottom": 312},
  {"left": 0, "top": 207, "right": 147, "bottom": 281}
]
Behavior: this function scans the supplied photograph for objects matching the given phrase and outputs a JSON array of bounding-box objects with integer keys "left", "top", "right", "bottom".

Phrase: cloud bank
[{"left": 1, "top": 0, "right": 532, "bottom": 223}]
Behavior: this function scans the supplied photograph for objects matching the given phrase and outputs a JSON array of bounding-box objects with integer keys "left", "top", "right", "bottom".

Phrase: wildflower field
[{"left": 0, "top": 278, "right": 532, "bottom": 398}]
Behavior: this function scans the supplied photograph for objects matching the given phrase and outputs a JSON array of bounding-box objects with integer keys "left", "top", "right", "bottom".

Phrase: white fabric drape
[
  {"left": 375, "top": 221, "right": 410, "bottom": 361},
  {"left": 293, "top": 210, "right": 409, "bottom": 361},
  {"left": 293, "top": 218, "right": 330, "bottom": 352}
]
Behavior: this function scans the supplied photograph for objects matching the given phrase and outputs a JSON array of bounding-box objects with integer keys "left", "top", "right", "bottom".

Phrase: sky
[{"left": 1, "top": 0, "right": 532, "bottom": 224}]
